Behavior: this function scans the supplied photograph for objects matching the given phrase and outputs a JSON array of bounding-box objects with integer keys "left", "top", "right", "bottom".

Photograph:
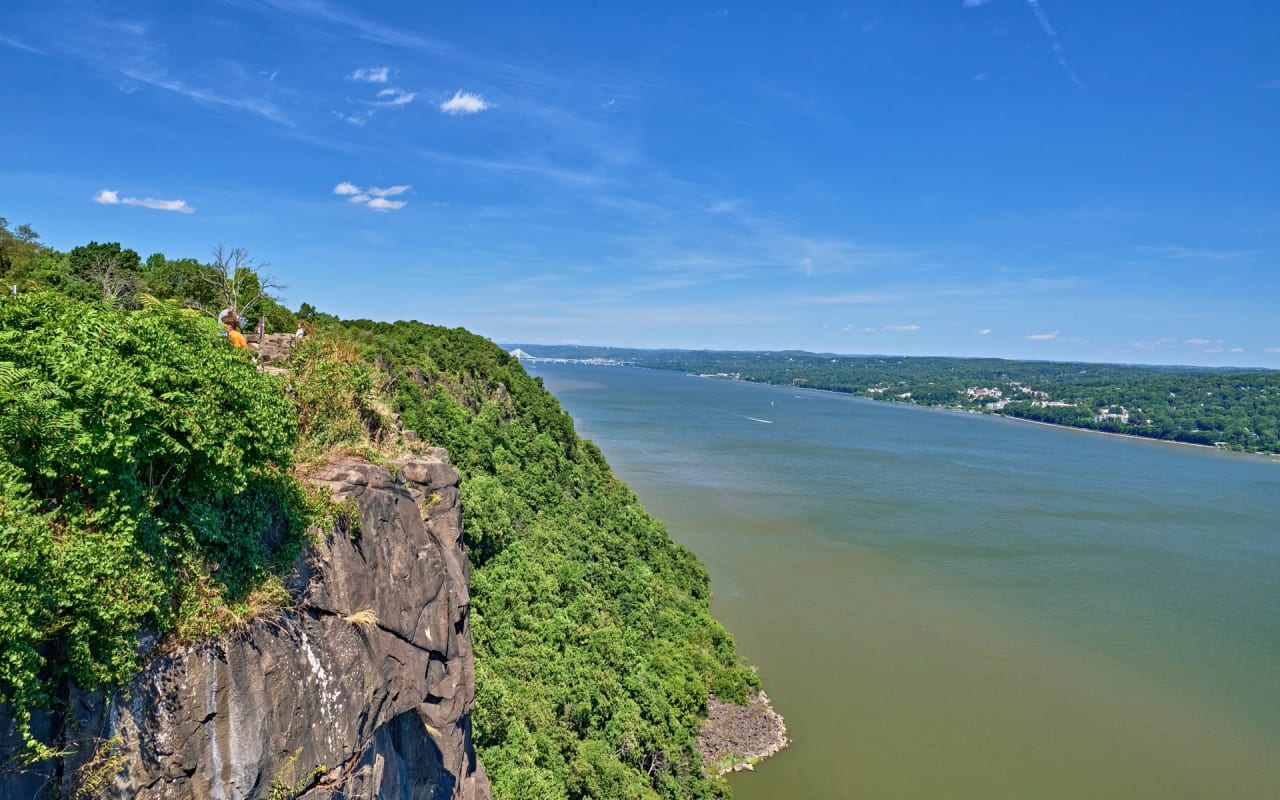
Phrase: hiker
[{"left": 222, "top": 312, "right": 248, "bottom": 349}]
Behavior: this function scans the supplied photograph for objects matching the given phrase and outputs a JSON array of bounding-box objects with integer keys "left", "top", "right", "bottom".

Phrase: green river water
[{"left": 534, "top": 363, "right": 1280, "bottom": 800}]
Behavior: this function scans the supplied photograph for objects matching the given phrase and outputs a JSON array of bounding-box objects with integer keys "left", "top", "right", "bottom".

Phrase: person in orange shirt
[{"left": 220, "top": 308, "right": 248, "bottom": 349}]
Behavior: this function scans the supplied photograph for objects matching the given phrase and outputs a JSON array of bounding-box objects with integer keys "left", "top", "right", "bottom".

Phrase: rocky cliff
[{"left": 2, "top": 452, "right": 489, "bottom": 800}]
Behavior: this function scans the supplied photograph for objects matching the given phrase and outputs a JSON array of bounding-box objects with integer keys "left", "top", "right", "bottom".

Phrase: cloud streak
[
  {"left": 1025, "top": 0, "right": 1084, "bottom": 90},
  {"left": 94, "top": 189, "right": 194, "bottom": 213}
]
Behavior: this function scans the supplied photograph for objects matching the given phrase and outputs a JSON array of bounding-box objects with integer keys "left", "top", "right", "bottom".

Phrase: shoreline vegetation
[{"left": 506, "top": 345, "right": 1280, "bottom": 456}]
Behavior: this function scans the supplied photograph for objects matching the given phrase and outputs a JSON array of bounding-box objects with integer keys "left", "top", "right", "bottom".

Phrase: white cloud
[
  {"left": 1027, "top": 331, "right": 1061, "bottom": 340},
  {"left": 376, "top": 87, "right": 416, "bottom": 106},
  {"left": 1184, "top": 338, "right": 1212, "bottom": 345},
  {"left": 1229, "top": 347, "right": 1244, "bottom": 353},
  {"left": 126, "top": 197, "right": 193, "bottom": 213},
  {"left": 1266, "top": 347, "right": 1280, "bottom": 353},
  {"left": 366, "top": 197, "right": 407, "bottom": 212},
  {"left": 349, "top": 66, "right": 389, "bottom": 83},
  {"left": 882, "top": 324, "right": 921, "bottom": 332},
  {"left": 962, "top": 0, "right": 992, "bottom": 7},
  {"left": 440, "top": 90, "right": 490, "bottom": 115},
  {"left": 334, "top": 182, "right": 411, "bottom": 211},
  {"left": 93, "top": 188, "right": 193, "bottom": 213},
  {"left": 978, "top": 328, "right": 991, "bottom": 335}
]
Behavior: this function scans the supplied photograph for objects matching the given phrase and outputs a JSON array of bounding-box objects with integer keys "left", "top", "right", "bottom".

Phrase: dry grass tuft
[{"left": 343, "top": 608, "right": 379, "bottom": 628}]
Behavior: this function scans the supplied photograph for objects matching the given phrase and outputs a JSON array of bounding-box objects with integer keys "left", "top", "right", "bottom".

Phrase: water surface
[{"left": 535, "top": 363, "right": 1280, "bottom": 800}]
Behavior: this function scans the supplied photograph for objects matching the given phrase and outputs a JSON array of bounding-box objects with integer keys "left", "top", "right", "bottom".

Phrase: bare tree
[
  {"left": 198, "top": 245, "right": 286, "bottom": 319},
  {"left": 88, "top": 251, "right": 143, "bottom": 308}
]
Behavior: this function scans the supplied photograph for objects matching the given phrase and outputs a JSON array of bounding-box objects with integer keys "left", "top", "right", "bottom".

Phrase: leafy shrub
[{"left": 0, "top": 292, "right": 308, "bottom": 751}]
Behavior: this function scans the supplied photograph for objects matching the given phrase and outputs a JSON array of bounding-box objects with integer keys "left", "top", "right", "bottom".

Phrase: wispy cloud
[
  {"left": 27, "top": 14, "right": 287, "bottom": 123},
  {"left": 1027, "top": 331, "right": 1061, "bottom": 340},
  {"left": 978, "top": 328, "right": 992, "bottom": 335},
  {"left": 0, "top": 33, "right": 48, "bottom": 55},
  {"left": 376, "top": 87, "right": 416, "bottom": 106},
  {"left": 94, "top": 189, "right": 194, "bottom": 213},
  {"left": 1024, "top": 0, "right": 1084, "bottom": 89},
  {"left": 962, "top": 0, "right": 992, "bottom": 7},
  {"left": 1266, "top": 347, "right": 1280, "bottom": 353},
  {"left": 1145, "top": 245, "right": 1252, "bottom": 261},
  {"left": 333, "top": 181, "right": 410, "bottom": 211},
  {"left": 1260, "top": 80, "right": 1280, "bottom": 90},
  {"left": 252, "top": 0, "right": 463, "bottom": 57},
  {"left": 1184, "top": 338, "right": 1214, "bottom": 345},
  {"left": 120, "top": 66, "right": 287, "bottom": 122},
  {"left": 440, "top": 90, "right": 491, "bottom": 115},
  {"left": 349, "top": 66, "right": 389, "bottom": 83},
  {"left": 882, "top": 324, "right": 921, "bottom": 332}
]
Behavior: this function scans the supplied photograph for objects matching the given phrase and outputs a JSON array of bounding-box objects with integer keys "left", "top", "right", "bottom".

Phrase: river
[{"left": 533, "top": 362, "right": 1280, "bottom": 800}]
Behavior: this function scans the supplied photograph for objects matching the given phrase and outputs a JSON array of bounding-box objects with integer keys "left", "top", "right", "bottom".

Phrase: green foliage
[
  {"left": 0, "top": 218, "right": 44, "bottom": 284},
  {"left": 325, "top": 318, "right": 757, "bottom": 800},
  {"left": 287, "top": 336, "right": 385, "bottom": 461},
  {"left": 266, "top": 747, "right": 326, "bottom": 800},
  {"left": 0, "top": 291, "right": 310, "bottom": 750},
  {"left": 142, "top": 253, "right": 220, "bottom": 311},
  {"left": 66, "top": 241, "right": 147, "bottom": 308}
]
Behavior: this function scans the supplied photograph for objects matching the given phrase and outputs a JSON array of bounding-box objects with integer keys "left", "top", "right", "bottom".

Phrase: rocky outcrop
[
  {"left": 695, "top": 692, "right": 789, "bottom": 777},
  {"left": 1, "top": 452, "right": 489, "bottom": 800},
  {"left": 247, "top": 332, "right": 297, "bottom": 366}
]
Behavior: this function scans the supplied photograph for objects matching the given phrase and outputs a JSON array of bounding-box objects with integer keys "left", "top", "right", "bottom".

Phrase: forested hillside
[
  {"left": 316, "top": 318, "right": 758, "bottom": 798},
  {"left": 509, "top": 345, "right": 1280, "bottom": 453},
  {"left": 1, "top": 219, "right": 756, "bottom": 798}
]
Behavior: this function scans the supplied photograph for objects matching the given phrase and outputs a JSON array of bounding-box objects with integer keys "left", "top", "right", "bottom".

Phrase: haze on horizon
[{"left": 2, "top": 1, "right": 1277, "bottom": 368}]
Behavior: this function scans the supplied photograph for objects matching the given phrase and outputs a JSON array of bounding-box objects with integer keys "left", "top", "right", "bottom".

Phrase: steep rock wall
[{"left": 1, "top": 452, "right": 489, "bottom": 800}]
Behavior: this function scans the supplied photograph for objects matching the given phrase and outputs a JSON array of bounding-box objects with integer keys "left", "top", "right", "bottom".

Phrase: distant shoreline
[{"left": 680, "top": 371, "right": 1279, "bottom": 459}]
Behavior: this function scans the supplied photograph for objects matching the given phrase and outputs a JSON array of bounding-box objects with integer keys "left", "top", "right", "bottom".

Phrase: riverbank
[
  {"left": 696, "top": 691, "right": 789, "bottom": 777},
  {"left": 691, "top": 372, "right": 1277, "bottom": 458}
]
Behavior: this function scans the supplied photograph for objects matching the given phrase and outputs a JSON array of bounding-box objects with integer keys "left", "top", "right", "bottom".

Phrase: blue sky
[{"left": 2, "top": 1, "right": 1278, "bottom": 366}]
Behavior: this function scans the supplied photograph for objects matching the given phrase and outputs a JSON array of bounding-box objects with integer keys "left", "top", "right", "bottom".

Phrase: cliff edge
[{"left": 2, "top": 452, "right": 489, "bottom": 800}]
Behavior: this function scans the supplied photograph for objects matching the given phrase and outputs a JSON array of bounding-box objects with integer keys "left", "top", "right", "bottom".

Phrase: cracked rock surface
[{"left": 1, "top": 452, "right": 489, "bottom": 800}]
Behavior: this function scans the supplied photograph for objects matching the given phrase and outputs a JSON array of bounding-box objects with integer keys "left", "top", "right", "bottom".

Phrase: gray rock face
[{"left": 1, "top": 452, "right": 489, "bottom": 800}]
